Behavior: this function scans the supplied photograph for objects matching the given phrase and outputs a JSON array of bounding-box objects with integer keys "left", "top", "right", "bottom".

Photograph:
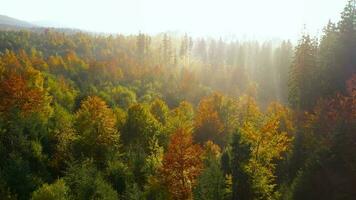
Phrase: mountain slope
[{"left": 0, "top": 15, "right": 36, "bottom": 28}]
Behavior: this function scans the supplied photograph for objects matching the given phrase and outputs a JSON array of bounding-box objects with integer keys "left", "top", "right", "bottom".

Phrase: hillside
[{"left": 0, "top": 15, "right": 36, "bottom": 28}]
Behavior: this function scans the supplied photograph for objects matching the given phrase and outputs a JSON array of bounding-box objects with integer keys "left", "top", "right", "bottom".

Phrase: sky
[{"left": 1, "top": 0, "right": 349, "bottom": 40}]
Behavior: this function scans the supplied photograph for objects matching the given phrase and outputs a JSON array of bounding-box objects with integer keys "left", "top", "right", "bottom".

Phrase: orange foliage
[
  {"left": 194, "top": 93, "right": 224, "bottom": 144},
  {"left": 303, "top": 74, "right": 356, "bottom": 148},
  {"left": 346, "top": 73, "right": 356, "bottom": 98},
  {"left": 0, "top": 73, "right": 47, "bottom": 116},
  {"left": 75, "top": 96, "right": 119, "bottom": 147},
  {"left": 161, "top": 128, "right": 203, "bottom": 200},
  {"left": 297, "top": 76, "right": 356, "bottom": 178},
  {"left": 203, "top": 140, "right": 221, "bottom": 158},
  {"left": 321, "top": 77, "right": 354, "bottom": 122}
]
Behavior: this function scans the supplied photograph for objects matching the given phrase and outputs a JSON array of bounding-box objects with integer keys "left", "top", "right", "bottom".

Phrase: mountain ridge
[{"left": 0, "top": 14, "right": 36, "bottom": 28}]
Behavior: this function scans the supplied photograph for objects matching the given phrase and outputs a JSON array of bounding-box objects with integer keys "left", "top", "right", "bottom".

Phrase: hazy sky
[{"left": 1, "top": 0, "right": 349, "bottom": 39}]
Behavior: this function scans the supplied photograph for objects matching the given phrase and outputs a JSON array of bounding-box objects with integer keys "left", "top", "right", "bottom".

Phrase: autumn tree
[
  {"left": 74, "top": 96, "right": 120, "bottom": 166},
  {"left": 0, "top": 74, "right": 49, "bottom": 117},
  {"left": 228, "top": 96, "right": 293, "bottom": 199},
  {"left": 194, "top": 93, "right": 225, "bottom": 145},
  {"left": 161, "top": 128, "right": 203, "bottom": 200},
  {"left": 288, "top": 75, "right": 356, "bottom": 199},
  {"left": 194, "top": 92, "right": 241, "bottom": 147}
]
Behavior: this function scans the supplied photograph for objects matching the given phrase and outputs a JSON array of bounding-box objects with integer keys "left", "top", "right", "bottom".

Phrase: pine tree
[
  {"left": 231, "top": 132, "right": 252, "bottom": 200},
  {"left": 162, "top": 34, "right": 173, "bottom": 66},
  {"left": 336, "top": 0, "right": 356, "bottom": 93},
  {"left": 288, "top": 34, "right": 319, "bottom": 110},
  {"left": 319, "top": 21, "right": 339, "bottom": 97}
]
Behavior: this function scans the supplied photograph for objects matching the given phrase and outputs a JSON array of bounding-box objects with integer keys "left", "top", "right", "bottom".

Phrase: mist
[{"left": 2, "top": 0, "right": 348, "bottom": 40}]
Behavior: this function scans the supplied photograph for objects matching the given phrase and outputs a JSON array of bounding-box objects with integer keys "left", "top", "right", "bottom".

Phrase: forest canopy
[{"left": 0, "top": 0, "right": 355, "bottom": 200}]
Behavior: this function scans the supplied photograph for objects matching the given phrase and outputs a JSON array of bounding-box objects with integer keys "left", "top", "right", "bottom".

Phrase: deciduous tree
[{"left": 161, "top": 128, "right": 203, "bottom": 200}]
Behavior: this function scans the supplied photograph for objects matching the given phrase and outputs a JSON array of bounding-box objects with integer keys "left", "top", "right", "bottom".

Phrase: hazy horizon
[{"left": 2, "top": 0, "right": 349, "bottom": 39}]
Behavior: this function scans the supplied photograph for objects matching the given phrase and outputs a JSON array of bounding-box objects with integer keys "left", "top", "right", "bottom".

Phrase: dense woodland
[{"left": 0, "top": 1, "right": 355, "bottom": 199}]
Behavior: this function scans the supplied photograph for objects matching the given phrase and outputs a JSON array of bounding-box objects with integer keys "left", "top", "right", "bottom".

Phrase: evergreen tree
[
  {"left": 231, "top": 132, "right": 252, "bottom": 200},
  {"left": 288, "top": 34, "right": 319, "bottom": 110}
]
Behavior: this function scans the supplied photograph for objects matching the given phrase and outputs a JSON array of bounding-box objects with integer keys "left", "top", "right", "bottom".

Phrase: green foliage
[
  {"left": 0, "top": 179, "right": 17, "bottom": 200},
  {"left": 144, "top": 176, "right": 169, "bottom": 200},
  {"left": 1, "top": 153, "right": 44, "bottom": 200},
  {"left": 150, "top": 98, "right": 169, "bottom": 125},
  {"left": 231, "top": 132, "right": 252, "bottom": 200},
  {"left": 99, "top": 85, "right": 137, "bottom": 110},
  {"left": 31, "top": 179, "right": 70, "bottom": 200},
  {"left": 64, "top": 160, "right": 119, "bottom": 200},
  {"left": 123, "top": 103, "right": 162, "bottom": 148},
  {"left": 105, "top": 160, "right": 130, "bottom": 195},
  {"left": 167, "top": 101, "right": 195, "bottom": 133},
  {"left": 46, "top": 75, "right": 78, "bottom": 111},
  {"left": 288, "top": 34, "right": 319, "bottom": 110},
  {"left": 124, "top": 182, "right": 145, "bottom": 200},
  {"left": 194, "top": 143, "right": 226, "bottom": 200}
]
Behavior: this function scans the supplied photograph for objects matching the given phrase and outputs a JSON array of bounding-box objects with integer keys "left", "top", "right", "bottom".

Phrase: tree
[
  {"left": 231, "top": 132, "right": 252, "bottom": 200},
  {"left": 194, "top": 141, "right": 226, "bottom": 200},
  {"left": 74, "top": 96, "right": 120, "bottom": 166},
  {"left": 288, "top": 34, "right": 319, "bottom": 110},
  {"left": 161, "top": 128, "right": 203, "bottom": 200},
  {"left": 31, "top": 179, "right": 70, "bottom": 200},
  {"left": 0, "top": 73, "right": 51, "bottom": 118},
  {"left": 228, "top": 97, "right": 293, "bottom": 200},
  {"left": 166, "top": 101, "right": 195, "bottom": 140},
  {"left": 105, "top": 160, "right": 131, "bottom": 196},
  {"left": 274, "top": 40, "right": 293, "bottom": 103},
  {"left": 47, "top": 104, "right": 76, "bottom": 174},
  {"left": 194, "top": 93, "right": 241, "bottom": 147},
  {"left": 109, "top": 85, "right": 137, "bottom": 109},
  {"left": 150, "top": 98, "right": 169, "bottom": 125},
  {"left": 289, "top": 75, "right": 356, "bottom": 199},
  {"left": 136, "top": 33, "right": 151, "bottom": 64},
  {"left": 336, "top": 0, "right": 356, "bottom": 93},
  {"left": 318, "top": 21, "right": 339, "bottom": 97},
  {"left": 123, "top": 103, "right": 162, "bottom": 149},
  {"left": 47, "top": 75, "right": 78, "bottom": 111},
  {"left": 64, "top": 160, "right": 119, "bottom": 200},
  {"left": 241, "top": 105, "right": 292, "bottom": 199},
  {"left": 179, "top": 34, "right": 193, "bottom": 66},
  {"left": 194, "top": 93, "right": 225, "bottom": 145},
  {"left": 194, "top": 39, "right": 207, "bottom": 63},
  {"left": 162, "top": 34, "right": 173, "bottom": 66}
]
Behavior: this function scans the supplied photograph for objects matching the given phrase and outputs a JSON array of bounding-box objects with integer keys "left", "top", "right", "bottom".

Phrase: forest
[{"left": 0, "top": 1, "right": 355, "bottom": 200}]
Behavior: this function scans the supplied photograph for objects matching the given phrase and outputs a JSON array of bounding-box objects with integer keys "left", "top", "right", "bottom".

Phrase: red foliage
[
  {"left": 0, "top": 73, "right": 46, "bottom": 116},
  {"left": 161, "top": 128, "right": 203, "bottom": 200}
]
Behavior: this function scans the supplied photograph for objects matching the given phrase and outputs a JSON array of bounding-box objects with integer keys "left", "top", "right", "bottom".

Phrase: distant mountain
[
  {"left": 32, "top": 20, "right": 68, "bottom": 28},
  {"left": 0, "top": 15, "right": 36, "bottom": 28},
  {"left": 0, "top": 15, "right": 86, "bottom": 34}
]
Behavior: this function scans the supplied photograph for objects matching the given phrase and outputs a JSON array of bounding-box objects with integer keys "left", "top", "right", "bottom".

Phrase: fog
[{"left": 2, "top": 0, "right": 348, "bottom": 39}]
